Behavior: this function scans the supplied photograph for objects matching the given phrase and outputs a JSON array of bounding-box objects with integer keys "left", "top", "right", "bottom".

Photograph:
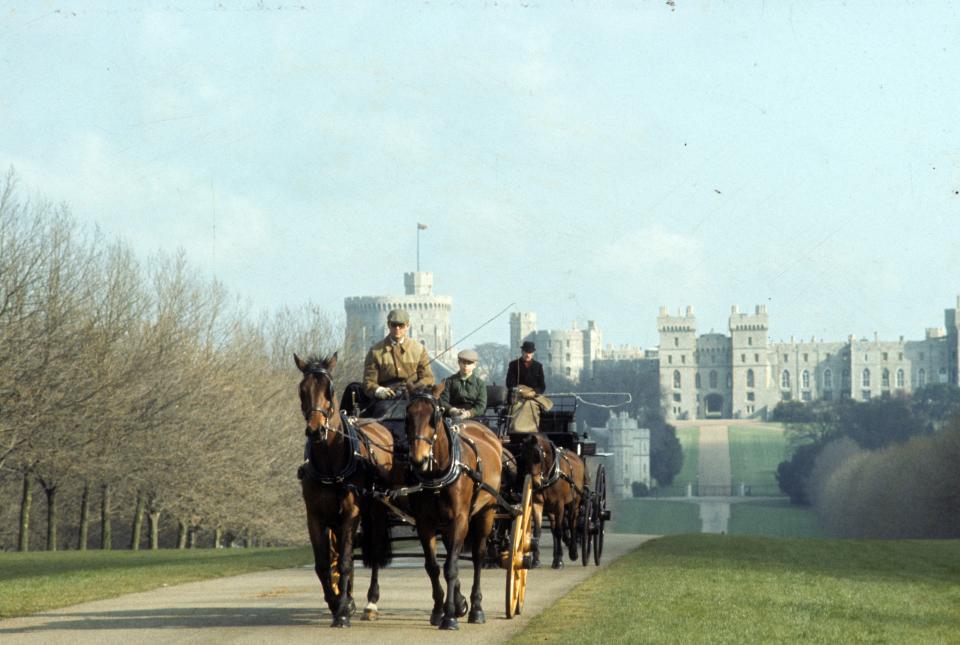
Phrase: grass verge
[
  {"left": 727, "top": 424, "right": 787, "bottom": 493},
  {"left": 728, "top": 499, "right": 826, "bottom": 538},
  {"left": 0, "top": 547, "right": 312, "bottom": 619},
  {"left": 609, "top": 500, "right": 701, "bottom": 535},
  {"left": 511, "top": 534, "right": 960, "bottom": 644}
]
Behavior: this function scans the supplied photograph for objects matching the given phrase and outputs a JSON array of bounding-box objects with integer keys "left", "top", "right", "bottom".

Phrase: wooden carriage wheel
[
  {"left": 505, "top": 474, "right": 533, "bottom": 618},
  {"left": 593, "top": 464, "right": 608, "bottom": 566},
  {"left": 580, "top": 492, "right": 592, "bottom": 566}
]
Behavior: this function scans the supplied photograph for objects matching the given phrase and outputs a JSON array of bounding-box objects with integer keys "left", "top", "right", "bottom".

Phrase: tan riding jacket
[{"left": 362, "top": 337, "right": 435, "bottom": 398}]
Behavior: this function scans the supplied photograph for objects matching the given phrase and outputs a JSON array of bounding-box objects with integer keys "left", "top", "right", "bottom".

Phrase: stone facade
[
  {"left": 344, "top": 272, "right": 455, "bottom": 373},
  {"left": 509, "top": 313, "right": 604, "bottom": 384},
  {"left": 589, "top": 411, "right": 651, "bottom": 498},
  {"left": 659, "top": 298, "right": 960, "bottom": 420}
]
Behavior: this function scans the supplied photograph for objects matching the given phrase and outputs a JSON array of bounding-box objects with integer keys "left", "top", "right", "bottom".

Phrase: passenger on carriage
[
  {"left": 439, "top": 349, "right": 487, "bottom": 420},
  {"left": 361, "top": 308, "right": 434, "bottom": 419},
  {"left": 505, "top": 341, "right": 552, "bottom": 433}
]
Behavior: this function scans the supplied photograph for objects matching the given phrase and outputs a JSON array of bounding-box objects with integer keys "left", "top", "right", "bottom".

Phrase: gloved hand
[
  {"left": 461, "top": 410, "right": 473, "bottom": 419},
  {"left": 375, "top": 386, "right": 396, "bottom": 399},
  {"left": 448, "top": 407, "right": 464, "bottom": 416}
]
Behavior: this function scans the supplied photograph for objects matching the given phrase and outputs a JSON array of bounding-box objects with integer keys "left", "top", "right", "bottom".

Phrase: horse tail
[{"left": 360, "top": 496, "right": 393, "bottom": 568}]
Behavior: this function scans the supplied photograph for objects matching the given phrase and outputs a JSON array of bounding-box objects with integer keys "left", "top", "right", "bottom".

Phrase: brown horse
[
  {"left": 295, "top": 353, "right": 395, "bottom": 627},
  {"left": 521, "top": 433, "right": 588, "bottom": 569},
  {"left": 401, "top": 383, "right": 504, "bottom": 630}
]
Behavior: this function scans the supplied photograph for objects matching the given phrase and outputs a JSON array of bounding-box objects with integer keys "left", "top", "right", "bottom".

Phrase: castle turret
[
  {"left": 658, "top": 306, "right": 698, "bottom": 420},
  {"left": 510, "top": 312, "right": 537, "bottom": 353},
  {"left": 729, "top": 305, "right": 770, "bottom": 418}
]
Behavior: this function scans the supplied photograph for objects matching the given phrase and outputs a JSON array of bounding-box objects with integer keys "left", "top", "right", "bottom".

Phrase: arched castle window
[
  {"left": 862, "top": 368, "right": 871, "bottom": 387},
  {"left": 881, "top": 368, "right": 890, "bottom": 388},
  {"left": 746, "top": 369, "right": 755, "bottom": 388},
  {"left": 896, "top": 369, "right": 904, "bottom": 388},
  {"left": 673, "top": 370, "right": 681, "bottom": 389},
  {"left": 843, "top": 368, "right": 850, "bottom": 385},
  {"left": 781, "top": 370, "right": 790, "bottom": 389},
  {"left": 802, "top": 370, "right": 810, "bottom": 389},
  {"left": 824, "top": 369, "right": 833, "bottom": 390},
  {"left": 695, "top": 373, "right": 701, "bottom": 388},
  {"left": 918, "top": 368, "right": 926, "bottom": 387},
  {"left": 709, "top": 370, "right": 718, "bottom": 389}
]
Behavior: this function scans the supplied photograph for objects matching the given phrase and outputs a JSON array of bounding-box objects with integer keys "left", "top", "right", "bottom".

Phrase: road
[{"left": 0, "top": 533, "right": 652, "bottom": 645}]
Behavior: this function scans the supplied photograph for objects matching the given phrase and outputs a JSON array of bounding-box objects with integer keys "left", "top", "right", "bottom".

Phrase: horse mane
[{"left": 304, "top": 354, "right": 336, "bottom": 372}]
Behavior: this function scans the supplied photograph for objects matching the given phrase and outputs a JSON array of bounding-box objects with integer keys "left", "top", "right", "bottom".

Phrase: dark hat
[
  {"left": 521, "top": 340, "right": 536, "bottom": 352},
  {"left": 387, "top": 309, "right": 410, "bottom": 324}
]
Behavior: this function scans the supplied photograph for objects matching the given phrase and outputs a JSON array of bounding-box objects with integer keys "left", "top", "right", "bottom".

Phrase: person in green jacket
[{"left": 440, "top": 349, "right": 487, "bottom": 419}]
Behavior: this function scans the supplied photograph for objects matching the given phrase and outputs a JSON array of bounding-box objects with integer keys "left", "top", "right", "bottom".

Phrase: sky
[{"left": 2, "top": 1, "right": 959, "bottom": 350}]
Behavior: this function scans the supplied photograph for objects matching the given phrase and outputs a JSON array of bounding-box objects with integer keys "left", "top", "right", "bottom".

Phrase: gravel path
[{"left": 0, "top": 533, "right": 653, "bottom": 645}]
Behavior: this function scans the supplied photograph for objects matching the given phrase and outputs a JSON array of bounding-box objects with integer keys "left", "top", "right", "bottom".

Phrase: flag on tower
[{"left": 417, "top": 223, "right": 428, "bottom": 230}]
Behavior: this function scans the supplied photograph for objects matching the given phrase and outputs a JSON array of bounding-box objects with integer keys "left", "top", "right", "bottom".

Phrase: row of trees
[
  {"left": 0, "top": 170, "right": 352, "bottom": 551},
  {"left": 774, "top": 385, "right": 960, "bottom": 506}
]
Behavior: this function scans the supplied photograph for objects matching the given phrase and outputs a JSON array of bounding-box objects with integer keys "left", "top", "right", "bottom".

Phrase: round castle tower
[{"left": 344, "top": 272, "right": 452, "bottom": 363}]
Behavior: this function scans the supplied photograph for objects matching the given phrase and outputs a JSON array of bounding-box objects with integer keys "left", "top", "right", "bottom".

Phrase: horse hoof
[
  {"left": 363, "top": 603, "right": 378, "bottom": 621},
  {"left": 348, "top": 598, "right": 357, "bottom": 616},
  {"left": 440, "top": 617, "right": 460, "bottom": 630},
  {"left": 430, "top": 609, "right": 444, "bottom": 626},
  {"left": 531, "top": 557, "right": 541, "bottom": 569},
  {"left": 330, "top": 616, "right": 350, "bottom": 628},
  {"left": 456, "top": 596, "right": 468, "bottom": 618},
  {"left": 468, "top": 608, "right": 486, "bottom": 624},
  {"left": 552, "top": 560, "right": 563, "bottom": 570}
]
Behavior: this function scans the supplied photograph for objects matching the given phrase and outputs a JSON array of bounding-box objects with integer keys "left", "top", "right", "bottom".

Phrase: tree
[{"left": 474, "top": 342, "right": 510, "bottom": 385}]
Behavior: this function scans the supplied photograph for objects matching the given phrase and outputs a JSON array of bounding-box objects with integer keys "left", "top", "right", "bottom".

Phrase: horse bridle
[
  {"left": 408, "top": 390, "right": 445, "bottom": 471},
  {"left": 303, "top": 366, "right": 336, "bottom": 439}
]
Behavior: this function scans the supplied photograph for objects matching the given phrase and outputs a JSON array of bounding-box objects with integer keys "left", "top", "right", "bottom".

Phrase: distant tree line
[
  {"left": 0, "top": 170, "right": 358, "bottom": 551},
  {"left": 773, "top": 386, "right": 960, "bottom": 538}
]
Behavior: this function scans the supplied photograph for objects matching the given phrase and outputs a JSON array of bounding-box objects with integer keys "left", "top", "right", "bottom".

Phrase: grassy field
[
  {"left": 728, "top": 499, "right": 826, "bottom": 538},
  {"left": 671, "top": 424, "right": 699, "bottom": 491},
  {"left": 512, "top": 534, "right": 960, "bottom": 644},
  {"left": 727, "top": 424, "right": 788, "bottom": 493},
  {"left": 609, "top": 500, "right": 701, "bottom": 535},
  {"left": 0, "top": 547, "right": 312, "bottom": 619}
]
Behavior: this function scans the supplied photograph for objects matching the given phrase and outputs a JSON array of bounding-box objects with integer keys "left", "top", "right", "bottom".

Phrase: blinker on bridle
[
  {"left": 304, "top": 366, "right": 336, "bottom": 439},
  {"left": 409, "top": 391, "right": 444, "bottom": 470}
]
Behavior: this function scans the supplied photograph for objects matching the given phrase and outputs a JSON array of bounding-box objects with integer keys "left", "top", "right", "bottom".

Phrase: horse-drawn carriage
[{"left": 293, "top": 353, "right": 609, "bottom": 630}]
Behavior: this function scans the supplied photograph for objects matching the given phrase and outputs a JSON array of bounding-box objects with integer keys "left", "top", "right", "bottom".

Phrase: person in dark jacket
[
  {"left": 506, "top": 340, "right": 545, "bottom": 394},
  {"left": 439, "top": 349, "right": 487, "bottom": 419}
]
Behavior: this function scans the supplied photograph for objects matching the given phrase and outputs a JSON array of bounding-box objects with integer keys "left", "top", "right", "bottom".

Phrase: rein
[{"left": 533, "top": 439, "right": 584, "bottom": 496}]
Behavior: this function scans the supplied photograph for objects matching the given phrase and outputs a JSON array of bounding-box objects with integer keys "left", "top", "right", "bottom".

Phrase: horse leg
[
  {"left": 568, "top": 495, "right": 580, "bottom": 561},
  {"left": 307, "top": 515, "right": 337, "bottom": 615},
  {"left": 331, "top": 510, "right": 359, "bottom": 628},
  {"left": 468, "top": 509, "right": 494, "bottom": 624},
  {"left": 418, "top": 532, "right": 445, "bottom": 627},
  {"left": 440, "top": 519, "right": 468, "bottom": 630},
  {"left": 531, "top": 502, "right": 543, "bottom": 568},
  {"left": 551, "top": 502, "right": 565, "bottom": 569},
  {"left": 363, "top": 565, "right": 380, "bottom": 621}
]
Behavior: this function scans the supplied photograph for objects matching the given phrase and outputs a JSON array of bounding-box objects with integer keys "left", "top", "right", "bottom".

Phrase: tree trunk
[
  {"left": 18, "top": 473, "right": 32, "bottom": 552},
  {"left": 148, "top": 512, "right": 161, "bottom": 550},
  {"left": 44, "top": 484, "right": 58, "bottom": 551},
  {"left": 130, "top": 491, "right": 145, "bottom": 551},
  {"left": 187, "top": 526, "right": 197, "bottom": 549},
  {"left": 213, "top": 526, "right": 223, "bottom": 549},
  {"left": 100, "top": 483, "right": 112, "bottom": 550},
  {"left": 177, "top": 520, "right": 188, "bottom": 549},
  {"left": 78, "top": 482, "right": 90, "bottom": 551}
]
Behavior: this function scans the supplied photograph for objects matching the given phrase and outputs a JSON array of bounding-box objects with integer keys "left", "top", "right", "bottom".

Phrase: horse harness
[{"left": 533, "top": 439, "right": 585, "bottom": 497}]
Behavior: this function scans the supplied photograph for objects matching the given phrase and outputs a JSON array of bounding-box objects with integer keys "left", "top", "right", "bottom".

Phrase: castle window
[
  {"left": 826, "top": 352, "right": 831, "bottom": 360},
  {"left": 566, "top": 340, "right": 570, "bottom": 348},
  {"left": 843, "top": 368, "right": 850, "bottom": 384},
  {"left": 803, "top": 353, "right": 808, "bottom": 362},
  {"left": 673, "top": 392, "right": 681, "bottom": 402},
  {"left": 896, "top": 368, "right": 905, "bottom": 388},
  {"left": 862, "top": 389, "right": 871, "bottom": 400},
  {"left": 727, "top": 373, "right": 732, "bottom": 388},
  {"left": 940, "top": 367, "right": 948, "bottom": 383},
  {"left": 709, "top": 370, "right": 718, "bottom": 389},
  {"left": 746, "top": 391, "right": 755, "bottom": 401},
  {"left": 802, "top": 370, "right": 810, "bottom": 389},
  {"left": 668, "top": 355, "right": 673, "bottom": 364},
  {"left": 673, "top": 370, "right": 681, "bottom": 388},
  {"left": 748, "top": 336, "right": 753, "bottom": 346},
  {"left": 862, "top": 368, "right": 871, "bottom": 387},
  {"left": 695, "top": 373, "right": 701, "bottom": 388},
  {"left": 566, "top": 367, "right": 572, "bottom": 376},
  {"left": 674, "top": 337, "right": 679, "bottom": 347},
  {"left": 881, "top": 368, "right": 890, "bottom": 388},
  {"left": 824, "top": 369, "right": 833, "bottom": 390},
  {"left": 781, "top": 370, "right": 790, "bottom": 389},
  {"left": 920, "top": 352, "right": 925, "bottom": 360},
  {"left": 548, "top": 353, "right": 553, "bottom": 362},
  {"left": 784, "top": 354, "right": 788, "bottom": 362},
  {"left": 802, "top": 391, "right": 812, "bottom": 401},
  {"left": 918, "top": 368, "right": 926, "bottom": 387},
  {"left": 782, "top": 391, "right": 792, "bottom": 401},
  {"left": 566, "top": 353, "right": 571, "bottom": 362},
  {"left": 755, "top": 353, "right": 759, "bottom": 363},
  {"left": 882, "top": 352, "right": 888, "bottom": 361},
  {"left": 898, "top": 352, "right": 903, "bottom": 361},
  {"left": 864, "top": 354, "right": 868, "bottom": 362},
  {"left": 746, "top": 369, "right": 755, "bottom": 388},
  {"left": 741, "top": 353, "right": 746, "bottom": 363},
  {"left": 681, "top": 355, "right": 686, "bottom": 364}
]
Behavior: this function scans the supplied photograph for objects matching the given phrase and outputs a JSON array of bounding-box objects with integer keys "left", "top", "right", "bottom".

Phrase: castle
[
  {"left": 343, "top": 272, "right": 456, "bottom": 375},
  {"left": 658, "top": 298, "right": 960, "bottom": 420}
]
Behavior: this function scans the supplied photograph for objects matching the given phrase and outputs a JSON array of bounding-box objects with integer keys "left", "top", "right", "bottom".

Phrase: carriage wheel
[
  {"left": 505, "top": 474, "right": 533, "bottom": 618},
  {"left": 593, "top": 464, "right": 608, "bottom": 566},
  {"left": 580, "top": 492, "right": 592, "bottom": 567}
]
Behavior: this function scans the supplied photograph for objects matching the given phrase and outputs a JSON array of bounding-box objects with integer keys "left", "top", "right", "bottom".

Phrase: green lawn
[
  {"left": 512, "top": 535, "right": 960, "bottom": 644},
  {"left": 727, "top": 424, "right": 787, "bottom": 494},
  {"left": 728, "top": 499, "right": 826, "bottom": 538},
  {"left": 0, "top": 547, "right": 312, "bottom": 619},
  {"left": 672, "top": 424, "right": 699, "bottom": 487},
  {"left": 609, "top": 500, "right": 701, "bottom": 535}
]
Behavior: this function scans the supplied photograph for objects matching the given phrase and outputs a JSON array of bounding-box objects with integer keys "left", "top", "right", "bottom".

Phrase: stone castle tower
[{"left": 657, "top": 306, "right": 698, "bottom": 420}]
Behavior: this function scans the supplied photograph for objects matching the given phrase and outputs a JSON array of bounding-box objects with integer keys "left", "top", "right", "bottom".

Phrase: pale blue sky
[{"left": 2, "top": 1, "right": 958, "bottom": 349}]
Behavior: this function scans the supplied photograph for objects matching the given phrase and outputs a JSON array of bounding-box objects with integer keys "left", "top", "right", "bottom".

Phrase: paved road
[{"left": 0, "top": 533, "right": 652, "bottom": 645}]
